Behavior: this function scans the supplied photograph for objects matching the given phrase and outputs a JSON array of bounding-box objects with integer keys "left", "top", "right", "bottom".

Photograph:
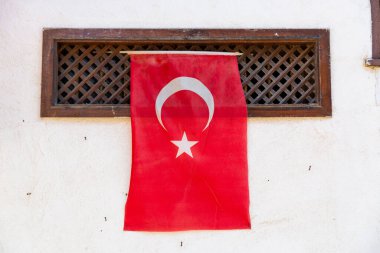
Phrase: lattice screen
[{"left": 57, "top": 43, "right": 318, "bottom": 106}]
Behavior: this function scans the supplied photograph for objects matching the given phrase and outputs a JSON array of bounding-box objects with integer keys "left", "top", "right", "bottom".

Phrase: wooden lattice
[{"left": 57, "top": 43, "right": 318, "bottom": 106}]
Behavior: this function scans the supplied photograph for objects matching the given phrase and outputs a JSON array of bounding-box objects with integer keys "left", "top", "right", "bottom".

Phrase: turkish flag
[{"left": 124, "top": 53, "right": 250, "bottom": 231}]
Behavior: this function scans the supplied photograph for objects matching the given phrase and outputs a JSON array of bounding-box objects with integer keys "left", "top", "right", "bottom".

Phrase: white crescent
[{"left": 155, "top": 77, "right": 214, "bottom": 131}]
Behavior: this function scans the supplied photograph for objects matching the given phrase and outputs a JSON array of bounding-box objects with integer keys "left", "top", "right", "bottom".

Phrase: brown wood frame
[
  {"left": 41, "top": 28, "right": 331, "bottom": 117},
  {"left": 366, "top": 0, "right": 380, "bottom": 66}
]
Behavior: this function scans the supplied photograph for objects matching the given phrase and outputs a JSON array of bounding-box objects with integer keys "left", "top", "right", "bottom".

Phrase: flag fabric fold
[{"left": 124, "top": 53, "right": 250, "bottom": 231}]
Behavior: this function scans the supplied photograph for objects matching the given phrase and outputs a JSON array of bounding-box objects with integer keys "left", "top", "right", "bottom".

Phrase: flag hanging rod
[{"left": 106, "top": 51, "right": 243, "bottom": 56}]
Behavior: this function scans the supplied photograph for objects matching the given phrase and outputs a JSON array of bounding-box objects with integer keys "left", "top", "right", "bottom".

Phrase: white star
[{"left": 171, "top": 132, "right": 198, "bottom": 158}]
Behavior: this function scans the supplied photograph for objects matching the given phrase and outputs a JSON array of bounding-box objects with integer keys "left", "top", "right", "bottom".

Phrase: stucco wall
[{"left": 1, "top": 0, "right": 380, "bottom": 252}]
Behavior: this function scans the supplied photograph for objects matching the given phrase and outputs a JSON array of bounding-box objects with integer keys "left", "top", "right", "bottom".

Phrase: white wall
[{"left": 1, "top": 0, "right": 380, "bottom": 252}]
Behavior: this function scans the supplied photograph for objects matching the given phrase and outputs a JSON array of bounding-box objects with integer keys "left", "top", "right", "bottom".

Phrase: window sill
[{"left": 365, "top": 58, "right": 380, "bottom": 67}]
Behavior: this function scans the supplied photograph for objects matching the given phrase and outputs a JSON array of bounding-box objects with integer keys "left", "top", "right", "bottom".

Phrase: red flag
[{"left": 124, "top": 52, "right": 250, "bottom": 231}]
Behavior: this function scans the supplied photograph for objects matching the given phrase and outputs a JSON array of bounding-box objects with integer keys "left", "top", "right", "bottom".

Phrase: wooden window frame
[
  {"left": 366, "top": 0, "right": 380, "bottom": 66},
  {"left": 41, "top": 28, "right": 331, "bottom": 117}
]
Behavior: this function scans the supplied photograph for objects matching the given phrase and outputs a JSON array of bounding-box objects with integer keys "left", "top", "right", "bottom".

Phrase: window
[
  {"left": 366, "top": 0, "right": 380, "bottom": 66},
  {"left": 41, "top": 29, "right": 331, "bottom": 117}
]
